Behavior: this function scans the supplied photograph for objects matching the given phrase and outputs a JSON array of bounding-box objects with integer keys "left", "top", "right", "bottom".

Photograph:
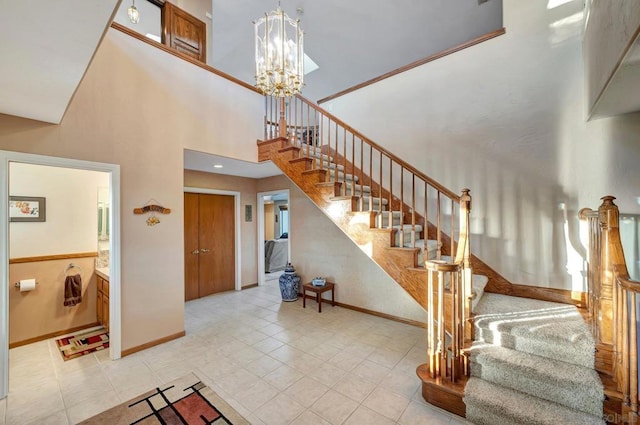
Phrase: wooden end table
[{"left": 302, "top": 282, "right": 335, "bottom": 313}]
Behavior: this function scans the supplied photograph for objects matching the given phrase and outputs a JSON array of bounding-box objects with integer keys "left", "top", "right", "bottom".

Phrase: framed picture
[{"left": 9, "top": 196, "right": 46, "bottom": 222}]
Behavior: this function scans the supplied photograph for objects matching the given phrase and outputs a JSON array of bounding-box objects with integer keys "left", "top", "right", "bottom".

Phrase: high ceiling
[
  {"left": 0, "top": 0, "right": 503, "bottom": 177},
  {"left": 0, "top": 0, "right": 121, "bottom": 124},
  {"left": 211, "top": 0, "right": 504, "bottom": 102}
]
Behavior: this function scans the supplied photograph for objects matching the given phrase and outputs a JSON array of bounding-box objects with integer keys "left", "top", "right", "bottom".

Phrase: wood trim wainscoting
[
  {"left": 9, "top": 251, "right": 98, "bottom": 264},
  {"left": 8, "top": 322, "right": 101, "bottom": 349},
  {"left": 111, "top": 22, "right": 260, "bottom": 94},
  {"left": 317, "top": 28, "right": 506, "bottom": 104},
  {"left": 121, "top": 331, "right": 186, "bottom": 357}
]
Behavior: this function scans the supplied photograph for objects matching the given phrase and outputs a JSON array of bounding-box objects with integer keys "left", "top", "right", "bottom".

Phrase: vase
[{"left": 279, "top": 263, "right": 301, "bottom": 302}]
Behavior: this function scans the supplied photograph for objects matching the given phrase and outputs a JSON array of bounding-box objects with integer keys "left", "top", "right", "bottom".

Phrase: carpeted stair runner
[
  {"left": 464, "top": 378, "right": 605, "bottom": 425},
  {"left": 464, "top": 293, "right": 605, "bottom": 425}
]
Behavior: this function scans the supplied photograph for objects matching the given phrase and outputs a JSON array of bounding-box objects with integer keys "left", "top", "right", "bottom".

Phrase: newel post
[
  {"left": 457, "top": 189, "right": 473, "bottom": 341},
  {"left": 598, "top": 195, "right": 620, "bottom": 346}
]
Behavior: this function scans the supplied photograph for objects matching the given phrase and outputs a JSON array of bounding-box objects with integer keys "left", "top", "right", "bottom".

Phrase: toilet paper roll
[{"left": 19, "top": 278, "right": 36, "bottom": 292}]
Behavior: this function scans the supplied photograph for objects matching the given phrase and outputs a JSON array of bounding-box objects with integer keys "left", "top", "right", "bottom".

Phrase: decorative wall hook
[{"left": 134, "top": 199, "right": 171, "bottom": 226}]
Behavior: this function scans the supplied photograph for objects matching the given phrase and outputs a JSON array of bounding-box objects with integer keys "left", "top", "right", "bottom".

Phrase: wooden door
[
  {"left": 184, "top": 193, "right": 235, "bottom": 300},
  {"left": 184, "top": 192, "right": 200, "bottom": 301},
  {"left": 162, "top": 2, "right": 206, "bottom": 62}
]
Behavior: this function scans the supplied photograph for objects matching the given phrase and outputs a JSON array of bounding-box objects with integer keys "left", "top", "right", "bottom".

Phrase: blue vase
[{"left": 279, "top": 263, "right": 301, "bottom": 302}]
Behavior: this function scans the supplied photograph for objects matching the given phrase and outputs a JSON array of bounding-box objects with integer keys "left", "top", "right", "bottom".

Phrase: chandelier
[
  {"left": 254, "top": 5, "right": 304, "bottom": 97},
  {"left": 127, "top": 0, "right": 140, "bottom": 24}
]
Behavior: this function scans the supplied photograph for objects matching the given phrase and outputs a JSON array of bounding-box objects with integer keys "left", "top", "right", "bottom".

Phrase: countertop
[{"left": 95, "top": 267, "right": 110, "bottom": 280}]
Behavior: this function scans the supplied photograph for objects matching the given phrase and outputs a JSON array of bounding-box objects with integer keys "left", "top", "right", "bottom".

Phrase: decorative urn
[{"left": 279, "top": 263, "right": 301, "bottom": 302}]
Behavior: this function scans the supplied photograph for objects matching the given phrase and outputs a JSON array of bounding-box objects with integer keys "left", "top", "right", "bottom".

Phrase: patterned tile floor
[{"left": 0, "top": 280, "right": 471, "bottom": 425}]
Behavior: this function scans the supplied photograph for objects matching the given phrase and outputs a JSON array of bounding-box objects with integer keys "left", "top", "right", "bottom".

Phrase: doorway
[
  {"left": 258, "top": 190, "right": 290, "bottom": 286},
  {"left": 0, "top": 151, "right": 121, "bottom": 400},
  {"left": 184, "top": 188, "right": 242, "bottom": 297}
]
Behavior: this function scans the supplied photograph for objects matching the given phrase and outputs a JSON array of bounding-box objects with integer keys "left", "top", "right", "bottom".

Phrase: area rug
[
  {"left": 55, "top": 328, "right": 109, "bottom": 361},
  {"left": 79, "top": 373, "right": 250, "bottom": 425}
]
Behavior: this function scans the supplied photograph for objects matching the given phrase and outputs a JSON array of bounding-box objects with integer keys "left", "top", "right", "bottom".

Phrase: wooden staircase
[{"left": 257, "top": 95, "right": 637, "bottom": 424}]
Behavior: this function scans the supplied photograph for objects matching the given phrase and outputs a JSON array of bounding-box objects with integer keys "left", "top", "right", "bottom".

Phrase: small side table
[{"left": 302, "top": 282, "right": 335, "bottom": 313}]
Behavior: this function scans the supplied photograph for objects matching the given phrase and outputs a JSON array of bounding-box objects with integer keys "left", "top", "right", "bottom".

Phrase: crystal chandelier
[
  {"left": 128, "top": 0, "right": 140, "bottom": 24},
  {"left": 254, "top": 5, "right": 304, "bottom": 97}
]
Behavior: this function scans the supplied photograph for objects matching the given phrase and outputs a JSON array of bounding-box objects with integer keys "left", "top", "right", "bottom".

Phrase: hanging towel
[{"left": 64, "top": 274, "right": 83, "bottom": 306}]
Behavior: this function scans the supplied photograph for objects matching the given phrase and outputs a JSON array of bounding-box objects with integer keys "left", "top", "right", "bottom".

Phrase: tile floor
[{"left": 0, "top": 280, "right": 471, "bottom": 425}]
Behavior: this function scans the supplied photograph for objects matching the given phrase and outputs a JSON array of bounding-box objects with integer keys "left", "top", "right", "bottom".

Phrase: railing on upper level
[
  {"left": 264, "top": 95, "right": 462, "bottom": 256},
  {"left": 580, "top": 196, "right": 640, "bottom": 424},
  {"left": 264, "top": 95, "right": 474, "bottom": 383}
]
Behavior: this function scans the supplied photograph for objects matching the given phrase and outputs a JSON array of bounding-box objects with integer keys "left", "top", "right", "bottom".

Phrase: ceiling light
[
  {"left": 254, "top": 4, "right": 304, "bottom": 97},
  {"left": 128, "top": 0, "right": 140, "bottom": 24},
  {"left": 213, "top": 164, "right": 224, "bottom": 169}
]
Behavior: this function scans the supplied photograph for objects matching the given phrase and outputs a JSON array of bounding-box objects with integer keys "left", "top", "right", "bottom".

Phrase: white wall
[
  {"left": 114, "top": 0, "right": 213, "bottom": 64},
  {"left": 9, "top": 163, "right": 109, "bottom": 258},
  {"left": 324, "top": 0, "right": 640, "bottom": 290},
  {"left": 0, "top": 27, "right": 263, "bottom": 351},
  {"left": 114, "top": 0, "right": 162, "bottom": 42}
]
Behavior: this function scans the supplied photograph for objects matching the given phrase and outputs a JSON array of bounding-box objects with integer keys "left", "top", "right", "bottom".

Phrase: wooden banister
[
  {"left": 293, "top": 94, "right": 461, "bottom": 201},
  {"left": 424, "top": 188, "right": 473, "bottom": 383},
  {"left": 262, "top": 93, "right": 474, "bottom": 386},
  {"left": 581, "top": 196, "right": 640, "bottom": 424}
]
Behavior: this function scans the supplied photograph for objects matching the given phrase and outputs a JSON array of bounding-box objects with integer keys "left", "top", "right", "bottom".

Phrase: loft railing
[
  {"left": 264, "top": 95, "right": 474, "bottom": 383},
  {"left": 264, "top": 95, "right": 462, "bottom": 257},
  {"left": 580, "top": 196, "right": 639, "bottom": 424}
]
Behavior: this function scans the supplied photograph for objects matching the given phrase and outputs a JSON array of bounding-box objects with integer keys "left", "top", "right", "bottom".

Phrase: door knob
[
  {"left": 191, "top": 250, "right": 200, "bottom": 255},
  {"left": 200, "top": 248, "right": 210, "bottom": 253}
]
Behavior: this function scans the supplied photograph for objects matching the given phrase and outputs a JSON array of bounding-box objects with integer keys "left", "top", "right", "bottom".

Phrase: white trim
[
  {"left": 257, "top": 189, "right": 290, "bottom": 286},
  {"left": 183, "top": 187, "right": 242, "bottom": 291},
  {"left": 0, "top": 150, "right": 121, "bottom": 399}
]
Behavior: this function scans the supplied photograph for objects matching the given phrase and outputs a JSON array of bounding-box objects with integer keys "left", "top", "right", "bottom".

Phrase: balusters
[
  {"left": 359, "top": 138, "right": 364, "bottom": 211},
  {"left": 437, "top": 191, "right": 442, "bottom": 259},
  {"left": 450, "top": 200, "right": 455, "bottom": 259},
  {"left": 630, "top": 291, "right": 638, "bottom": 421},
  {"left": 411, "top": 174, "right": 416, "bottom": 247},
  {"left": 400, "top": 166, "right": 404, "bottom": 247},
  {"left": 377, "top": 151, "right": 381, "bottom": 214}
]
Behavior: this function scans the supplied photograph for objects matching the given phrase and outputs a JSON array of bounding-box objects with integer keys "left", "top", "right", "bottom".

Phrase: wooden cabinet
[
  {"left": 96, "top": 275, "right": 109, "bottom": 332},
  {"left": 162, "top": 1, "right": 207, "bottom": 62}
]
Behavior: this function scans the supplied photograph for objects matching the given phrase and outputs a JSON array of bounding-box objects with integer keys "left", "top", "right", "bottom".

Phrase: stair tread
[
  {"left": 404, "top": 239, "right": 437, "bottom": 250},
  {"left": 392, "top": 224, "right": 423, "bottom": 231},
  {"left": 474, "top": 293, "right": 595, "bottom": 368},
  {"left": 464, "top": 378, "right": 605, "bottom": 425},
  {"left": 328, "top": 171, "right": 360, "bottom": 182},
  {"left": 469, "top": 344, "right": 603, "bottom": 416}
]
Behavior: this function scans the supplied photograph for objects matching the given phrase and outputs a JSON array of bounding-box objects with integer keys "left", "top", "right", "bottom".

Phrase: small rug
[
  {"left": 55, "top": 328, "right": 109, "bottom": 361},
  {"left": 79, "top": 373, "right": 250, "bottom": 425}
]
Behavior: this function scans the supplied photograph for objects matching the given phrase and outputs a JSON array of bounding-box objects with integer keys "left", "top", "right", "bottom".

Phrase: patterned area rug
[
  {"left": 79, "top": 373, "right": 249, "bottom": 424},
  {"left": 55, "top": 328, "right": 109, "bottom": 361}
]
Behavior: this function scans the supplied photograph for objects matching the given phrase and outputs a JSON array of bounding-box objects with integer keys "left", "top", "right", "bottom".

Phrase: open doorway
[
  {"left": 0, "top": 151, "right": 121, "bottom": 399},
  {"left": 257, "top": 190, "right": 290, "bottom": 286}
]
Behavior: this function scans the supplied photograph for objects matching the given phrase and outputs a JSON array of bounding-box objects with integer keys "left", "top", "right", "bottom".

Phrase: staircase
[
  {"left": 257, "top": 95, "right": 627, "bottom": 424},
  {"left": 465, "top": 294, "right": 604, "bottom": 424}
]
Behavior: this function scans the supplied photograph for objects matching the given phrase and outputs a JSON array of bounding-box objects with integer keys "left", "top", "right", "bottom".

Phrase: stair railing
[
  {"left": 264, "top": 95, "right": 461, "bottom": 258},
  {"left": 425, "top": 189, "right": 472, "bottom": 383},
  {"left": 580, "top": 196, "right": 639, "bottom": 423},
  {"left": 264, "top": 95, "right": 474, "bottom": 383}
]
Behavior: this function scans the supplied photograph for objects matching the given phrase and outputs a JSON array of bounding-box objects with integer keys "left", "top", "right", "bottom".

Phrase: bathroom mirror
[{"left": 98, "top": 187, "right": 110, "bottom": 242}]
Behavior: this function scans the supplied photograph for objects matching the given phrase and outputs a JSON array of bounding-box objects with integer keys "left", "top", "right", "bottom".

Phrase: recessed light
[{"left": 213, "top": 164, "right": 224, "bottom": 169}]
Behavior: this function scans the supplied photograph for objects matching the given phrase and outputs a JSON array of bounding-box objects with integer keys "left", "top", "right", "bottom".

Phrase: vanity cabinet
[{"left": 96, "top": 275, "right": 109, "bottom": 332}]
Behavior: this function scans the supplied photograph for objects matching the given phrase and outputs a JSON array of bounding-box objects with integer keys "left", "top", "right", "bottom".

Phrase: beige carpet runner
[{"left": 463, "top": 293, "right": 605, "bottom": 425}]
